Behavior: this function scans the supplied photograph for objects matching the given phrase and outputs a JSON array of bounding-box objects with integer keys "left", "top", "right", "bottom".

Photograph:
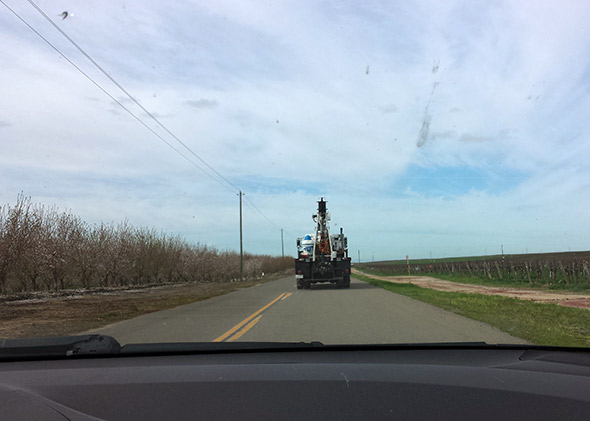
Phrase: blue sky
[{"left": 1, "top": 0, "right": 589, "bottom": 260}]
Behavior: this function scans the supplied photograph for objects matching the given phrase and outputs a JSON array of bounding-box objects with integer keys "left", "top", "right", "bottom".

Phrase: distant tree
[
  {"left": 14, "top": 201, "right": 46, "bottom": 292},
  {"left": 41, "top": 208, "right": 81, "bottom": 291},
  {"left": 70, "top": 221, "right": 97, "bottom": 289},
  {"left": 0, "top": 194, "right": 36, "bottom": 293}
]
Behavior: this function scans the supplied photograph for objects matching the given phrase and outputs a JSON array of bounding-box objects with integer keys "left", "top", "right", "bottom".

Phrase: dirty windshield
[{"left": 1, "top": 0, "right": 589, "bottom": 348}]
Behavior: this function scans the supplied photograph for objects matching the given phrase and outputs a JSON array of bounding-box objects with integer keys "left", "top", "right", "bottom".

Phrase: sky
[{"left": 1, "top": 0, "right": 589, "bottom": 261}]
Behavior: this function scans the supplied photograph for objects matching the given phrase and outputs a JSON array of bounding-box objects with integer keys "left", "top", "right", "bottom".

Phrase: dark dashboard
[{"left": 1, "top": 337, "right": 590, "bottom": 420}]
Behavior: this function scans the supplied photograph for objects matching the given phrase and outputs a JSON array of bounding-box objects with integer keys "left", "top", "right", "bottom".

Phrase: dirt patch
[
  {"left": 560, "top": 300, "right": 590, "bottom": 309},
  {"left": 0, "top": 278, "right": 272, "bottom": 339},
  {"left": 353, "top": 269, "right": 590, "bottom": 310}
]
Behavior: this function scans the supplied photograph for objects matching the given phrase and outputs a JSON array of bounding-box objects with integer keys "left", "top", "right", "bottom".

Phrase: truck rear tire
[
  {"left": 338, "top": 274, "right": 351, "bottom": 289},
  {"left": 345, "top": 274, "right": 351, "bottom": 288}
]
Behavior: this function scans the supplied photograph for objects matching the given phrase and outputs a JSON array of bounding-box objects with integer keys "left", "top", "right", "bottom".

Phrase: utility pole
[
  {"left": 281, "top": 228, "right": 284, "bottom": 258},
  {"left": 358, "top": 249, "right": 360, "bottom": 264},
  {"left": 239, "top": 191, "right": 243, "bottom": 282}
]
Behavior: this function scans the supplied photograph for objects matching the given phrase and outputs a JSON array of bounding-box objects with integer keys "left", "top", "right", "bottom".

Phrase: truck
[{"left": 295, "top": 198, "right": 351, "bottom": 289}]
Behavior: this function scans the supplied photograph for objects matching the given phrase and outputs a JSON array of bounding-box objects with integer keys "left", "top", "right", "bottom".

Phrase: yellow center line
[
  {"left": 213, "top": 293, "right": 286, "bottom": 342},
  {"left": 226, "top": 315, "right": 263, "bottom": 342},
  {"left": 281, "top": 292, "right": 292, "bottom": 300}
]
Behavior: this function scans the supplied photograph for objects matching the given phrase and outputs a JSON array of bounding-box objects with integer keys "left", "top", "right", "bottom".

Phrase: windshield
[{"left": 1, "top": 0, "right": 589, "bottom": 348}]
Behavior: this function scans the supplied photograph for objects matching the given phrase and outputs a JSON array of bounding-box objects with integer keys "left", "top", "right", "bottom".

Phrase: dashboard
[{"left": 1, "top": 344, "right": 590, "bottom": 420}]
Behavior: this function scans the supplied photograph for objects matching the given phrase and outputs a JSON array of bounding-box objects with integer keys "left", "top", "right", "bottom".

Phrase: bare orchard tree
[
  {"left": 130, "top": 226, "right": 155, "bottom": 284},
  {"left": 93, "top": 223, "right": 115, "bottom": 287},
  {"left": 160, "top": 235, "right": 184, "bottom": 283},
  {"left": 95, "top": 222, "right": 120, "bottom": 287},
  {"left": 70, "top": 220, "right": 97, "bottom": 289},
  {"left": 0, "top": 194, "right": 37, "bottom": 294},
  {"left": 44, "top": 209, "right": 83, "bottom": 291},
  {"left": 140, "top": 227, "right": 166, "bottom": 284},
  {"left": 102, "top": 220, "right": 134, "bottom": 286},
  {"left": 181, "top": 243, "right": 209, "bottom": 283},
  {"left": 1, "top": 196, "right": 297, "bottom": 294},
  {"left": 0, "top": 203, "right": 12, "bottom": 294},
  {"left": 14, "top": 201, "right": 46, "bottom": 292},
  {"left": 261, "top": 256, "right": 293, "bottom": 277}
]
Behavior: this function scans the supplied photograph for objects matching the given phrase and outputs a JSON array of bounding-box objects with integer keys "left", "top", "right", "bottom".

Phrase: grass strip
[{"left": 355, "top": 273, "right": 590, "bottom": 348}]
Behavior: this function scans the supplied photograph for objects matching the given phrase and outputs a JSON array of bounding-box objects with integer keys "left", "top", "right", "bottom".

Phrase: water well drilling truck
[{"left": 295, "top": 198, "right": 351, "bottom": 289}]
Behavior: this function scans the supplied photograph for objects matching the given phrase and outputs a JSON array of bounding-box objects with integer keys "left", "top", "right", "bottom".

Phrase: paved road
[{"left": 91, "top": 276, "right": 525, "bottom": 345}]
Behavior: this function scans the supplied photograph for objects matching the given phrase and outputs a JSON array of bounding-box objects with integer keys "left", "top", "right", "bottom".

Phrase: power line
[
  {"left": 25, "top": 0, "right": 240, "bottom": 194},
  {"left": 3, "top": 0, "right": 284, "bottom": 232},
  {"left": 242, "top": 195, "right": 290, "bottom": 257},
  {"left": 0, "top": 0, "right": 235, "bottom": 194},
  {"left": 243, "top": 195, "right": 282, "bottom": 230}
]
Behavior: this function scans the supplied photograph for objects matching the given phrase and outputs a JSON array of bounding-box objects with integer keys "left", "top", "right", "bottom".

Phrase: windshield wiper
[
  {"left": 3, "top": 336, "right": 589, "bottom": 362},
  {"left": 0, "top": 334, "right": 121, "bottom": 360},
  {"left": 0, "top": 336, "right": 324, "bottom": 360}
]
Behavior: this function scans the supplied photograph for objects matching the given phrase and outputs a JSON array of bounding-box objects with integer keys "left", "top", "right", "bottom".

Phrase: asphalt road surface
[{"left": 91, "top": 275, "right": 525, "bottom": 345}]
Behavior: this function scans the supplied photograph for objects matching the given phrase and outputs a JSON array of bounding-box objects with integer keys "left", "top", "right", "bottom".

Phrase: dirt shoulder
[
  {"left": 353, "top": 269, "right": 590, "bottom": 309},
  {"left": 0, "top": 277, "right": 278, "bottom": 339}
]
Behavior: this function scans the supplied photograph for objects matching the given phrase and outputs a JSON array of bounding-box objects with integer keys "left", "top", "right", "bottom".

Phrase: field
[{"left": 358, "top": 251, "right": 590, "bottom": 291}]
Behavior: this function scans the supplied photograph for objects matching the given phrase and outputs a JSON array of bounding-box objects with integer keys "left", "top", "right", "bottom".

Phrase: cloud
[
  {"left": 185, "top": 98, "right": 218, "bottom": 109},
  {"left": 379, "top": 104, "right": 399, "bottom": 114},
  {"left": 0, "top": 0, "right": 589, "bottom": 258},
  {"left": 459, "top": 134, "right": 493, "bottom": 143}
]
